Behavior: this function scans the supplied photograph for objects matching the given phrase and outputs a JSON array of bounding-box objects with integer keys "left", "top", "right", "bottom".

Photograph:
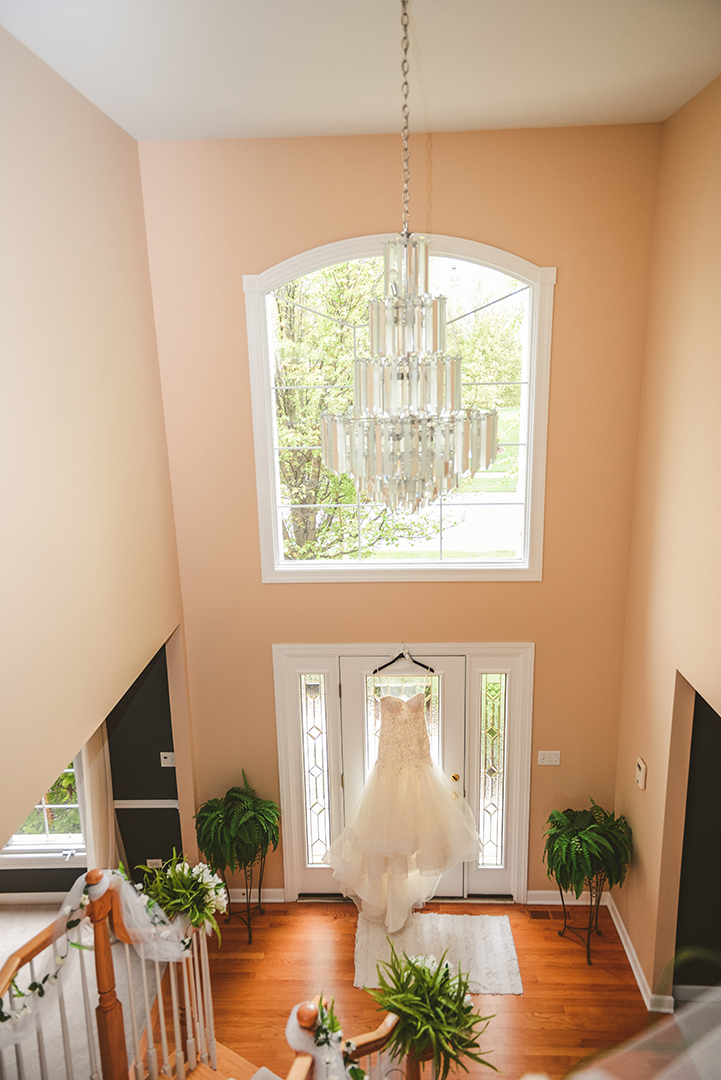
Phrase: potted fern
[
  {"left": 543, "top": 798, "right": 632, "bottom": 963},
  {"left": 368, "top": 945, "right": 495, "bottom": 1079},
  {"left": 195, "top": 773, "right": 280, "bottom": 943}
]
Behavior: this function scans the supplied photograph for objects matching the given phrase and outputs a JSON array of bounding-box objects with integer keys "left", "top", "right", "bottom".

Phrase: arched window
[{"left": 244, "top": 234, "right": 555, "bottom": 582}]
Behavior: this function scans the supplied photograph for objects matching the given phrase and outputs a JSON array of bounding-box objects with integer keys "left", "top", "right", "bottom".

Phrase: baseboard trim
[
  {"left": 606, "top": 895, "right": 674, "bottom": 1014},
  {"left": 0, "top": 892, "right": 66, "bottom": 905},
  {"left": 673, "top": 985, "right": 721, "bottom": 1001},
  {"left": 526, "top": 889, "right": 610, "bottom": 906},
  {"left": 228, "top": 888, "right": 285, "bottom": 904}
]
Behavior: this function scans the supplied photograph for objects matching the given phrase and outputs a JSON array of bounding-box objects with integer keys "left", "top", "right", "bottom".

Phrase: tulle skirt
[{"left": 325, "top": 761, "right": 480, "bottom": 932}]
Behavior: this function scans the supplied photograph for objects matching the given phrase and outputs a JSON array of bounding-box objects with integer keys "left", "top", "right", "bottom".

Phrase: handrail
[
  {"left": 0, "top": 869, "right": 136, "bottom": 1001},
  {"left": 0, "top": 917, "right": 63, "bottom": 999},
  {"left": 285, "top": 1000, "right": 400, "bottom": 1080},
  {"left": 346, "top": 1012, "right": 400, "bottom": 1059},
  {"left": 0, "top": 868, "right": 221, "bottom": 1080}
]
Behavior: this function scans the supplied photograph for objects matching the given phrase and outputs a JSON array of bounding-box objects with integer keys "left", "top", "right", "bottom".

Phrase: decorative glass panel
[
  {"left": 299, "top": 674, "right": 332, "bottom": 866},
  {"left": 365, "top": 673, "right": 441, "bottom": 775},
  {"left": 478, "top": 674, "right": 507, "bottom": 867}
]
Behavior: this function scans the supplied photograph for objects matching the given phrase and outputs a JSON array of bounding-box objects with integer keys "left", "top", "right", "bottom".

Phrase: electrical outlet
[
  {"left": 146, "top": 858, "right": 163, "bottom": 868},
  {"left": 160, "top": 752, "right": 175, "bottom": 767},
  {"left": 538, "top": 750, "right": 561, "bottom": 765}
]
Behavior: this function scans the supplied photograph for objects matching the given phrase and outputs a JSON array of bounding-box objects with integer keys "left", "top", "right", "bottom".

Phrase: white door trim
[{"left": 273, "top": 642, "right": 534, "bottom": 903}]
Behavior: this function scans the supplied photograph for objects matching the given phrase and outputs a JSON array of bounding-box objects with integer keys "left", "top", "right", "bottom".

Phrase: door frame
[{"left": 273, "top": 641, "right": 535, "bottom": 903}]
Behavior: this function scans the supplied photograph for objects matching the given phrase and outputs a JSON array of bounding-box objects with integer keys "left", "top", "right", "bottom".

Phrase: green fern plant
[
  {"left": 194, "top": 772, "right": 280, "bottom": 943},
  {"left": 543, "top": 799, "right": 632, "bottom": 898},
  {"left": 368, "top": 945, "right": 496, "bottom": 1080},
  {"left": 543, "top": 799, "right": 632, "bottom": 963}
]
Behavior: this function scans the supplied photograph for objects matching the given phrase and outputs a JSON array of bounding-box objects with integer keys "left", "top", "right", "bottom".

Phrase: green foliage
[
  {"left": 15, "top": 766, "right": 81, "bottom": 836},
  {"left": 543, "top": 799, "right": 633, "bottom": 899},
  {"left": 139, "top": 851, "right": 227, "bottom": 942},
  {"left": 313, "top": 997, "right": 342, "bottom": 1044},
  {"left": 313, "top": 998, "right": 366, "bottom": 1080},
  {"left": 270, "top": 257, "right": 527, "bottom": 561},
  {"left": 194, "top": 772, "right": 281, "bottom": 880},
  {"left": 368, "top": 945, "right": 495, "bottom": 1080}
]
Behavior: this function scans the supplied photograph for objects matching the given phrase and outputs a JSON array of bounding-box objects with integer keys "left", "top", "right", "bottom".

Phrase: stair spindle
[
  {"left": 169, "top": 962, "right": 186, "bottom": 1080},
  {"left": 57, "top": 979, "right": 75, "bottom": 1080}
]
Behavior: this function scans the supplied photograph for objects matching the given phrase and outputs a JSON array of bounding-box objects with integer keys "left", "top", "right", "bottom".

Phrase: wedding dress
[{"left": 326, "top": 693, "right": 480, "bottom": 933}]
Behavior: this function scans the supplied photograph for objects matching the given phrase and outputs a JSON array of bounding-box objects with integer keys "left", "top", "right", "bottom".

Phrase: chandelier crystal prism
[{"left": 320, "top": 1, "right": 498, "bottom": 514}]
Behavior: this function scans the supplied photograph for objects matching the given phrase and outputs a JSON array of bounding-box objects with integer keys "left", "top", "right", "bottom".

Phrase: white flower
[
  {"left": 79, "top": 894, "right": 90, "bottom": 908},
  {"left": 160, "top": 930, "right": 172, "bottom": 939},
  {"left": 140, "top": 894, "right": 149, "bottom": 905},
  {"left": 135, "top": 882, "right": 144, "bottom": 891},
  {"left": 63, "top": 904, "right": 73, "bottom": 915},
  {"left": 55, "top": 955, "right": 67, "bottom": 966},
  {"left": 464, "top": 994, "right": 473, "bottom": 1007}
]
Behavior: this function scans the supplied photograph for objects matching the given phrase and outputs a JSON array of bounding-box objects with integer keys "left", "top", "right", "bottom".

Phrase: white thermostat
[{"left": 636, "top": 757, "right": 647, "bottom": 789}]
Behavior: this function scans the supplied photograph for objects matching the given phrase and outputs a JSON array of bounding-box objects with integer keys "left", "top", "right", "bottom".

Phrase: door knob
[{"left": 451, "top": 773, "right": 460, "bottom": 782}]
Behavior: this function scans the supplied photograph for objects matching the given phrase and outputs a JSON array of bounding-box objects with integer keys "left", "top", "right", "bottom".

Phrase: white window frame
[
  {"left": 245, "top": 234, "right": 555, "bottom": 583},
  {"left": 0, "top": 758, "right": 87, "bottom": 870}
]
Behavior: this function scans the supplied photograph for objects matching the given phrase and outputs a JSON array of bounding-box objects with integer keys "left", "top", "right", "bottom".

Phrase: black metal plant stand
[
  {"left": 223, "top": 851, "right": 268, "bottom": 944},
  {"left": 558, "top": 871, "right": 607, "bottom": 964}
]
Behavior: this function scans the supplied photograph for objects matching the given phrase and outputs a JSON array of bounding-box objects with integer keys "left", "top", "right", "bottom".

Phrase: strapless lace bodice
[{"left": 376, "top": 694, "right": 432, "bottom": 772}]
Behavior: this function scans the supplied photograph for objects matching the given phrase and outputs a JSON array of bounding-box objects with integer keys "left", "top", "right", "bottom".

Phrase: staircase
[{"left": 0, "top": 870, "right": 398, "bottom": 1080}]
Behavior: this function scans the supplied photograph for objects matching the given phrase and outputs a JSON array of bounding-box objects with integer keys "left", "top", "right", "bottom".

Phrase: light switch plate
[
  {"left": 146, "top": 858, "right": 163, "bottom": 868},
  {"left": 636, "top": 757, "right": 647, "bottom": 789},
  {"left": 538, "top": 750, "right": 561, "bottom": 765},
  {"left": 160, "top": 752, "right": 175, "bottom": 767}
]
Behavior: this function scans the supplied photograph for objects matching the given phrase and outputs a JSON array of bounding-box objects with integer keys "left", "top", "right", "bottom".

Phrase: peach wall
[
  {"left": 0, "top": 28, "right": 182, "bottom": 845},
  {"left": 614, "top": 74, "right": 721, "bottom": 995},
  {"left": 139, "top": 124, "right": 661, "bottom": 890}
]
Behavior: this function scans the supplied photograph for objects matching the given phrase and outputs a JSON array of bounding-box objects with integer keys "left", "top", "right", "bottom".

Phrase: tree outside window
[
  {"left": 4, "top": 764, "right": 84, "bottom": 850},
  {"left": 269, "top": 253, "right": 530, "bottom": 564}
]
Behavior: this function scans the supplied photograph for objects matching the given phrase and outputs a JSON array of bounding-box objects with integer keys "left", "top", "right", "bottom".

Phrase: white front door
[
  {"left": 339, "top": 654, "right": 467, "bottom": 897},
  {"left": 272, "top": 643, "right": 533, "bottom": 903}
]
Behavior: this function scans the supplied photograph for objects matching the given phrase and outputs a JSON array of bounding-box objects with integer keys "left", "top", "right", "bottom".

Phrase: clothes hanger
[{"left": 372, "top": 646, "right": 435, "bottom": 675}]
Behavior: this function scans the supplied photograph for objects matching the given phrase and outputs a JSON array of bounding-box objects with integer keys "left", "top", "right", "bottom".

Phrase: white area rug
[{"left": 354, "top": 912, "right": 523, "bottom": 995}]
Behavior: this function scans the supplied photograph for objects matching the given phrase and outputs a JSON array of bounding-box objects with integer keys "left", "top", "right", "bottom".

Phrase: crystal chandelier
[{"left": 320, "top": 0, "right": 498, "bottom": 513}]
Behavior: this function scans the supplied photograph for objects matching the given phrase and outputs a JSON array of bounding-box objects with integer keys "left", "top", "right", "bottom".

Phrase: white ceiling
[{"left": 2, "top": 0, "right": 721, "bottom": 141}]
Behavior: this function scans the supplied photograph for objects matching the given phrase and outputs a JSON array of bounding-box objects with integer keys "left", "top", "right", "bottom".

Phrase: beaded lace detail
[{"left": 376, "top": 694, "right": 432, "bottom": 773}]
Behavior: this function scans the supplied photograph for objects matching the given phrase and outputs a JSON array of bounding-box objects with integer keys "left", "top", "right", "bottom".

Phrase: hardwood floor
[{"left": 207, "top": 901, "right": 658, "bottom": 1080}]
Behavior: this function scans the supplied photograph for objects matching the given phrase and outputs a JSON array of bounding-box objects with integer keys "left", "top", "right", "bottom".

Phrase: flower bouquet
[{"left": 138, "top": 852, "right": 227, "bottom": 942}]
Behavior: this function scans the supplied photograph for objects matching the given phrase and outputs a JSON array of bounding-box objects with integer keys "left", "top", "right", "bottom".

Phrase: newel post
[{"left": 85, "top": 869, "right": 129, "bottom": 1080}]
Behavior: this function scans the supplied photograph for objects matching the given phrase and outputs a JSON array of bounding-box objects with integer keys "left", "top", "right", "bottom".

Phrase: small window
[
  {"left": 245, "top": 235, "right": 555, "bottom": 582},
  {"left": 1, "top": 762, "right": 86, "bottom": 867}
]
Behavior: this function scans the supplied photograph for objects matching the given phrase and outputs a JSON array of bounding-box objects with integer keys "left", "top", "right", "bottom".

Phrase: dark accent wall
[
  {"left": 106, "top": 646, "right": 178, "bottom": 800},
  {"left": 106, "top": 645, "right": 182, "bottom": 883},
  {"left": 675, "top": 693, "right": 721, "bottom": 986},
  {"left": 0, "top": 867, "right": 84, "bottom": 894}
]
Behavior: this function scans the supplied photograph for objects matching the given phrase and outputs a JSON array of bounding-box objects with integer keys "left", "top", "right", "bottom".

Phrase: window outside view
[
  {"left": 268, "top": 254, "right": 531, "bottom": 566},
  {"left": 4, "top": 763, "right": 84, "bottom": 851}
]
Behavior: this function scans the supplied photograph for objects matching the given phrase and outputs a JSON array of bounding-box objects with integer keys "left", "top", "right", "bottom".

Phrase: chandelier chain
[{"left": 401, "top": 0, "right": 410, "bottom": 238}]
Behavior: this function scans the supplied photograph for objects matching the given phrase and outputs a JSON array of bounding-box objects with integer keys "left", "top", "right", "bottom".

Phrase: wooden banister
[
  {"left": 346, "top": 1012, "right": 400, "bottom": 1059},
  {"left": 85, "top": 868, "right": 130, "bottom": 1080},
  {"left": 285, "top": 999, "right": 399, "bottom": 1080},
  {"left": 0, "top": 919, "right": 62, "bottom": 999},
  {"left": 0, "top": 866, "right": 135, "bottom": 1002}
]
